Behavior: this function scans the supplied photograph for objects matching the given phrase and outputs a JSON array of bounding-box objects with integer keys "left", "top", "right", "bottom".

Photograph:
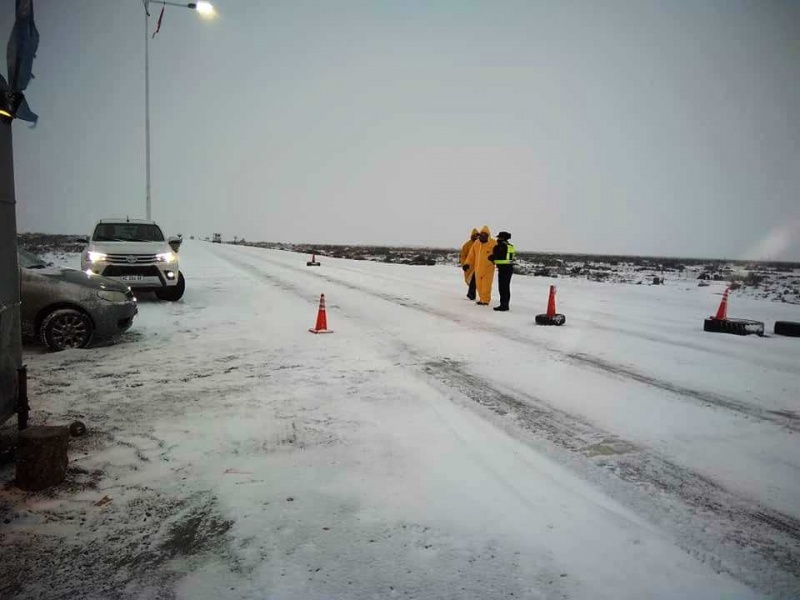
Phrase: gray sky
[{"left": 4, "top": 0, "right": 800, "bottom": 259}]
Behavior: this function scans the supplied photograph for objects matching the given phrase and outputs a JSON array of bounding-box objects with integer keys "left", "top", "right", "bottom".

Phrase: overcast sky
[{"left": 4, "top": 0, "right": 800, "bottom": 259}]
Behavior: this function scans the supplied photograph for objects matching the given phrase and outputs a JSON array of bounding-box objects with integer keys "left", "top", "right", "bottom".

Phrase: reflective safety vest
[{"left": 494, "top": 243, "right": 515, "bottom": 265}]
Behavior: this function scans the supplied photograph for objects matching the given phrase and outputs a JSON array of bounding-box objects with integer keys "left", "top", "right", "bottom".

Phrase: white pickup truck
[{"left": 80, "top": 219, "right": 185, "bottom": 301}]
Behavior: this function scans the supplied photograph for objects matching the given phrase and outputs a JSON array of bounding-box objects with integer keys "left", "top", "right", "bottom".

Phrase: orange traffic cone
[
  {"left": 704, "top": 286, "right": 764, "bottom": 335},
  {"left": 712, "top": 287, "right": 730, "bottom": 320},
  {"left": 546, "top": 285, "right": 557, "bottom": 317},
  {"left": 536, "top": 285, "right": 566, "bottom": 326},
  {"left": 307, "top": 253, "right": 321, "bottom": 266},
  {"left": 309, "top": 294, "right": 333, "bottom": 334}
]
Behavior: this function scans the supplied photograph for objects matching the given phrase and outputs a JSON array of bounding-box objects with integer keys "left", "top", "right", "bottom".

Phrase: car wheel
[
  {"left": 155, "top": 271, "right": 185, "bottom": 302},
  {"left": 40, "top": 308, "right": 94, "bottom": 351}
]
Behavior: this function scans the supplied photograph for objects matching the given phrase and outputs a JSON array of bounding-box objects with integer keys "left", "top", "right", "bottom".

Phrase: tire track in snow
[
  {"left": 419, "top": 358, "right": 800, "bottom": 596},
  {"left": 316, "top": 259, "right": 798, "bottom": 375},
  {"left": 574, "top": 317, "right": 798, "bottom": 375},
  {"left": 217, "top": 247, "right": 800, "bottom": 434},
  {"left": 384, "top": 297, "right": 800, "bottom": 434},
  {"left": 567, "top": 352, "right": 800, "bottom": 431},
  {"left": 213, "top": 246, "right": 800, "bottom": 594}
]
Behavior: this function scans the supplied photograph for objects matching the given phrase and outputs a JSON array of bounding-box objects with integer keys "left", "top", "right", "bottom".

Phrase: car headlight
[
  {"left": 155, "top": 251, "right": 176, "bottom": 263},
  {"left": 97, "top": 290, "right": 129, "bottom": 303},
  {"left": 87, "top": 251, "right": 107, "bottom": 263}
]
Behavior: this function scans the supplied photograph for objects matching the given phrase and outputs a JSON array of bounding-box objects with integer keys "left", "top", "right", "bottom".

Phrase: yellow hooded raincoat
[
  {"left": 460, "top": 228, "right": 479, "bottom": 284},
  {"left": 466, "top": 225, "right": 497, "bottom": 303}
]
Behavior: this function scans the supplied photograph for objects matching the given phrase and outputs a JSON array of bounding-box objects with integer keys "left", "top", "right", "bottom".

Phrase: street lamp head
[{"left": 189, "top": 2, "right": 215, "bottom": 17}]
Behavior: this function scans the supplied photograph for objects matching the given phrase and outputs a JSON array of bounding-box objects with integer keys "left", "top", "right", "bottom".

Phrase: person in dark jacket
[{"left": 489, "top": 231, "right": 515, "bottom": 311}]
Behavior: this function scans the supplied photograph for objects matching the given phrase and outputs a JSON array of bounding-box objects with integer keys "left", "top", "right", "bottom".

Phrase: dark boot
[{"left": 493, "top": 306, "right": 509, "bottom": 311}]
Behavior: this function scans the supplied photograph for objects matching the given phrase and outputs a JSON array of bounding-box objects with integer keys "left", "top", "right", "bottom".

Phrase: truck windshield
[{"left": 92, "top": 223, "right": 165, "bottom": 242}]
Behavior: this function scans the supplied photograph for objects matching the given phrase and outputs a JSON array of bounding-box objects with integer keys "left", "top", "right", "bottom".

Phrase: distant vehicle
[
  {"left": 212, "top": 233, "right": 222, "bottom": 244},
  {"left": 79, "top": 218, "right": 185, "bottom": 301},
  {"left": 19, "top": 249, "right": 138, "bottom": 351}
]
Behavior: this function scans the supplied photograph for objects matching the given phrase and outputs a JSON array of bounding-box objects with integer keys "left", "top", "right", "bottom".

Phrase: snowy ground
[{"left": 1, "top": 240, "right": 799, "bottom": 599}]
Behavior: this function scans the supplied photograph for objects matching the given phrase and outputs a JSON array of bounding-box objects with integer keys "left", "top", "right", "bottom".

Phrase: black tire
[
  {"left": 774, "top": 321, "right": 800, "bottom": 337},
  {"left": 40, "top": 308, "right": 94, "bottom": 351},
  {"left": 535, "top": 313, "right": 566, "bottom": 326},
  {"left": 155, "top": 271, "right": 185, "bottom": 301},
  {"left": 69, "top": 421, "right": 87, "bottom": 437},
  {"left": 703, "top": 318, "right": 764, "bottom": 337}
]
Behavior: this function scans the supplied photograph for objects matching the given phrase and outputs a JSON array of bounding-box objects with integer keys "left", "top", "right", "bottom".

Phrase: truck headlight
[
  {"left": 97, "top": 290, "right": 129, "bottom": 303},
  {"left": 87, "top": 251, "right": 107, "bottom": 263},
  {"left": 155, "top": 251, "right": 176, "bottom": 263}
]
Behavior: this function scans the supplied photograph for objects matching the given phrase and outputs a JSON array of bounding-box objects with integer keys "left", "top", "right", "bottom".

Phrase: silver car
[{"left": 18, "top": 249, "right": 138, "bottom": 351}]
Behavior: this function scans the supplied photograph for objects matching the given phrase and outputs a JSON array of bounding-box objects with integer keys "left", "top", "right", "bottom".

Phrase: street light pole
[
  {"left": 144, "top": 1, "right": 151, "bottom": 220},
  {"left": 142, "top": 0, "right": 215, "bottom": 221}
]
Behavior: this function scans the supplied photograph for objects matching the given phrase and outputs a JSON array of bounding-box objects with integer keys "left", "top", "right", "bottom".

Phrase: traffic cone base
[
  {"left": 309, "top": 293, "right": 333, "bottom": 334},
  {"left": 536, "top": 313, "right": 566, "bottom": 326},
  {"left": 704, "top": 317, "right": 763, "bottom": 336}
]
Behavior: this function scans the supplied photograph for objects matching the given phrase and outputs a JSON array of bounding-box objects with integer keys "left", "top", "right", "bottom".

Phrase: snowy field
[{"left": 2, "top": 240, "right": 799, "bottom": 599}]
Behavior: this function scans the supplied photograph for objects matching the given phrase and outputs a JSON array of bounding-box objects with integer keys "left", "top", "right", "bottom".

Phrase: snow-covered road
[{"left": 2, "top": 240, "right": 799, "bottom": 599}]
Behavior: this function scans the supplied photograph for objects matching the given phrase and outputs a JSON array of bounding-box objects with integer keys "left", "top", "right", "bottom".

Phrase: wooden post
[
  {"left": 16, "top": 426, "right": 70, "bottom": 491},
  {"left": 0, "top": 116, "right": 23, "bottom": 425},
  {"left": 17, "top": 365, "right": 29, "bottom": 430}
]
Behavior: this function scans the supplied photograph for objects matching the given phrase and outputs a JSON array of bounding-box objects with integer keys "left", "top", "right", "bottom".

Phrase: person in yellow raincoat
[
  {"left": 460, "top": 228, "right": 479, "bottom": 300},
  {"left": 463, "top": 225, "right": 497, "bottom": 305}
]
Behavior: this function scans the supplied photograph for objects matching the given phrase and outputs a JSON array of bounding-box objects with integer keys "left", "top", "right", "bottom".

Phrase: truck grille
[
  {"left": 105, "top": 253, "right": 158, "bottom": 265},
  {"left": 102, "top": 265, "right": 163, "bottom": 277}
]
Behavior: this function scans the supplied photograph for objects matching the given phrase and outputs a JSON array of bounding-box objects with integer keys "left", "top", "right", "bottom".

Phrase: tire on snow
[
  {"left": 703, "top": 318, "right": 764, "bottom": 337},
  {"left": 774, "top": 321, "right": 800, "bottom": 337},
  {"left": 155, "top": 271, "right": 186, "bottom": 302},
  {"left": 535, "top": 313, "right": 566, "bottom": 326},
  {"left": 40, "top": 308, "right": 94, "bottom": 351}
]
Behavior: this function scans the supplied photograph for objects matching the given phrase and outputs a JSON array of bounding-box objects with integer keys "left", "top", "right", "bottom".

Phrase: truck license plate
[{"left": 120, "top": 275, "right": 144, "bottom": 282}]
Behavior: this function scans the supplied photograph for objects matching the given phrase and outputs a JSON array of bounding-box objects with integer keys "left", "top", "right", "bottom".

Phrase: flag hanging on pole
[
  {"left": 6, "top": 0, "right": 39, "bottom": 92},
  {"left": 152, "top": 4, "right": 165, "bottom": 38},
  {"left": 1, "top": 0, "right": 39, "bottom": 123}
]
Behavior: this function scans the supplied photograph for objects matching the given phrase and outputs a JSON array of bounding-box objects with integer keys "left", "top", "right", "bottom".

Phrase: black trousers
[
  {"left": 497, "top": 265, "right": 513, "bottom": 308},
  {"left": 467, "top": 274, "right": 476, "bottom": 299}
]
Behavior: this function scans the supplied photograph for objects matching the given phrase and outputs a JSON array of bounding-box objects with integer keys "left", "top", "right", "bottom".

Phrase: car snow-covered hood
[
  {"left": 33, "top": 266, "right": 132, "bottom": 292},
  {"left": 89, "top": 241, "right": 170, "bottom": 254}
]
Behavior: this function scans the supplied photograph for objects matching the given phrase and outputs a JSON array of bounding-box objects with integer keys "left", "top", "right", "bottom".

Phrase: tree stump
[{"left": 16, "top": 426, "right": 70, "bottom": 491}]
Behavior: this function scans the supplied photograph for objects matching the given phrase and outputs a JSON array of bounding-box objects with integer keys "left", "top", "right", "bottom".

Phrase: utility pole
[
  {"left": 0, "top": 0, "right": 39, "bottom": 426},
  {"left": 0, "top": 114, "right": 21, "bottom": 424}
]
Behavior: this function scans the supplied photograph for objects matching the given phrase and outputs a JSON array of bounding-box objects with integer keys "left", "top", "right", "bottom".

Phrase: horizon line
[{"left": 16, "top": 232, "right": 800, "bottom": 266}]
